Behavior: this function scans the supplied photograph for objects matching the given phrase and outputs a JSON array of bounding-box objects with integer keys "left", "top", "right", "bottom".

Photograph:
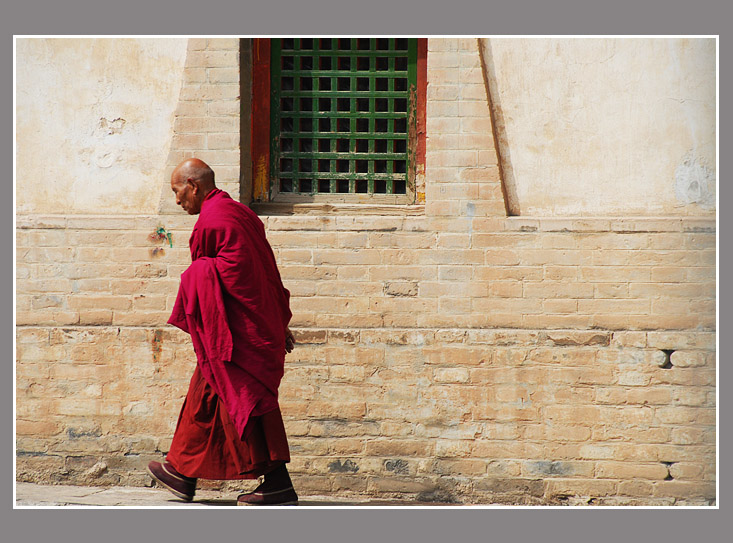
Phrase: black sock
[{"left": 263, "top": 463, "right": 292, "bottom": 488}]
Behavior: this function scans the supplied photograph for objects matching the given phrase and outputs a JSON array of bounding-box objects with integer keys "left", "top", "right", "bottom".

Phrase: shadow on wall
[{"left": 477, "top": 38, "right": 519, "bottom": 216}]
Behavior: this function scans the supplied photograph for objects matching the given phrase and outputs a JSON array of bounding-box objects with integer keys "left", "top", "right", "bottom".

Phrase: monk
[{"left": 147, "top": 158, "right": 298, "bottom": 506}]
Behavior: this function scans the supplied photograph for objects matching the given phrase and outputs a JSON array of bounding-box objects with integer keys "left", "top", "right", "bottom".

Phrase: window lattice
[{"left": 271, "top": 38, "right": 418, "bottom": 199}]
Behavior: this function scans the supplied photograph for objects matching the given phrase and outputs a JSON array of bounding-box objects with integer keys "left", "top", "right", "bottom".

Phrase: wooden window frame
[{"left": 251, "top": 38, "right": 427, "bottom": 209}]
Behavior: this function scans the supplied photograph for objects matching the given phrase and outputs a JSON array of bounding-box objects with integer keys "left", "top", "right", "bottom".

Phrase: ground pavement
[{"left": 15, "top": 482, "right": 454, "bottom": 507}]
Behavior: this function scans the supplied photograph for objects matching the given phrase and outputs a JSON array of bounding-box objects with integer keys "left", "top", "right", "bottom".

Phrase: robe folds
[
  {"left": 167, "top": 189, "right": 292, "bottom": 440},
  {"left": 165, "top": 365, "right": 290, "bottom": 480}
]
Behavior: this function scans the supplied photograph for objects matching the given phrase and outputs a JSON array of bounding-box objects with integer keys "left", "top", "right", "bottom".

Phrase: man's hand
[{"left": 285, "top": 327, "right": 295, "bottom": 353}]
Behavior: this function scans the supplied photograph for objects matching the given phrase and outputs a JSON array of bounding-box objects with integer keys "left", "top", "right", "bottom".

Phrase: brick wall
[
  {"left": 159, "top": 38, "right": 243, "bottom": 213},
  {"left": 15, "top": 38, "right": 716, "bottom": 505}
]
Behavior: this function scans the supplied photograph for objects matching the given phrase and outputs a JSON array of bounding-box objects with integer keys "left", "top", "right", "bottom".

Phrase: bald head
[
  {"left": 172, "top": 158, "right": 216, "bottom": 191},
  {"left": 170, "top": 158, "right": 216, "bottom": 215}
]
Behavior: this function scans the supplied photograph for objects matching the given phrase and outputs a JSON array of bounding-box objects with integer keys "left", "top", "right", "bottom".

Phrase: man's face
[{"left": 171, "top": 176, "right": 200, "bottom": 215}]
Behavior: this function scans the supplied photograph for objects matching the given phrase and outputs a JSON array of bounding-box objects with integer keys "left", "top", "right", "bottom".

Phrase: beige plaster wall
[
  {"left": 16, "top": 38, "right": 188, "bottom": 215},
  {"left": 485, "top": 38, "right": 716, "bottom": 216}
]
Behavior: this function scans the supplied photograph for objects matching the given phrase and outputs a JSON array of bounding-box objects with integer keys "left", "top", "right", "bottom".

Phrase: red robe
[{"left": 165, "top": 189, "right": 292, "bottom": 478}]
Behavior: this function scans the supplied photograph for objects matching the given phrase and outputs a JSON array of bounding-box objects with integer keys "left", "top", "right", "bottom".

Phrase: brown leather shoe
[
  {"left": 147, "top": 461, "right": 197, "bottom": 502},
  {"left": 237, "top": 485, "right": 298, "bottom": 506}
]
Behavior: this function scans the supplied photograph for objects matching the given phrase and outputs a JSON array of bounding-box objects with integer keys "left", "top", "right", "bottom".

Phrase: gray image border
[{"left": 5, "top": 0, "right": 728, "bottom": 541}]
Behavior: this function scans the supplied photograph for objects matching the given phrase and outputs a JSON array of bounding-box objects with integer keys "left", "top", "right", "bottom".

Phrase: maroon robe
[
  {"left": 166, "top": 189, "right": 292, "bottom": 479},
  {"left": 166, "top": 366, "right": 290, "bottom": 479}
]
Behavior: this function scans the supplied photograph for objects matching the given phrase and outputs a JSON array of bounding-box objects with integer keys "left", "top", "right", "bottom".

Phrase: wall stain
[
  {"left": 674, "top": 152, "right": 715, "bottom": 208},
  {"left": 253, "top": 156, "right": 269, "bottom": 201},
  {"left": 151, "top": 329, "right": 163, "bottom": 370},
  {"left": 328, "top": 459, "right": 359, "bottom": 473},
  {"left": 385, "top": 459, "right": 409, "bottom": 474}
]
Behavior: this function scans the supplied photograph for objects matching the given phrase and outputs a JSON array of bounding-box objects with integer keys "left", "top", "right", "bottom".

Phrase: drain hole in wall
[{"left": 660, "top": 350, "right": 675, "bottom": 369}]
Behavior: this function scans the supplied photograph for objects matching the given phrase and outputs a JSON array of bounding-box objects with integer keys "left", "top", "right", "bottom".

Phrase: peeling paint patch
[
  {"left": 99, "top": 117, "right": 126, "bottom": 135},
  {"left": 253, "top": 156, "right": 269, "bottom": 201},
  {"left": 94, "top": 149, "right": 116, "bottom": 168},
  {"left": 674, "top": 152, "right": 715, "bottom": 208}
]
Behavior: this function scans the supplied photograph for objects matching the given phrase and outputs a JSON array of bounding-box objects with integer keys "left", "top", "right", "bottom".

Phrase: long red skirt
[{"left": 165, "top": 366, "right": 291, "bottom": 480}]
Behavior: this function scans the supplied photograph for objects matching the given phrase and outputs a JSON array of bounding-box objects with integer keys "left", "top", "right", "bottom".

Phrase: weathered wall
[
  {"left": 16, "top": 38, "right": 188, "bottom": 215},
  {"left": 16, "top": 38, "right": 716, "bottom": 505},
  {"left": 158, "top": 38, "right": 244, "bottom": 214},
  {"left": 485, "top": 38, "right": 716, "bottom": 216}
]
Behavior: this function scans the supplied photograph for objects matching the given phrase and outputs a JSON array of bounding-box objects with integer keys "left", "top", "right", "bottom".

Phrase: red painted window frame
[{"left": 251, "top": 38, "right": 427, "bottom": 203}]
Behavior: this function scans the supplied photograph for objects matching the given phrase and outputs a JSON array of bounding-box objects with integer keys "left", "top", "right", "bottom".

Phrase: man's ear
[{"left": 187, "top": 178, "right": 198, "bottom": 194}]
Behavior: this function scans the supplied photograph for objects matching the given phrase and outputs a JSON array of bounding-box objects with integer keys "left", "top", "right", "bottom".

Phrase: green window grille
[{"left": 270, "top": 37, "right": 418, "bottom": 201}]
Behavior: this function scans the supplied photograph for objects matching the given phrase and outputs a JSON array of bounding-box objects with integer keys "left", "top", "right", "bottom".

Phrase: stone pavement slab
[{"left": 15, "top": 482, "right": 455, "bottom": 507}]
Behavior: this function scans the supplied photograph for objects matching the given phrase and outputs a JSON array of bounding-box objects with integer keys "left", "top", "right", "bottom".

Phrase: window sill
[{"left": 250, "top": 202, "right": 425, "bottom": 216}]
